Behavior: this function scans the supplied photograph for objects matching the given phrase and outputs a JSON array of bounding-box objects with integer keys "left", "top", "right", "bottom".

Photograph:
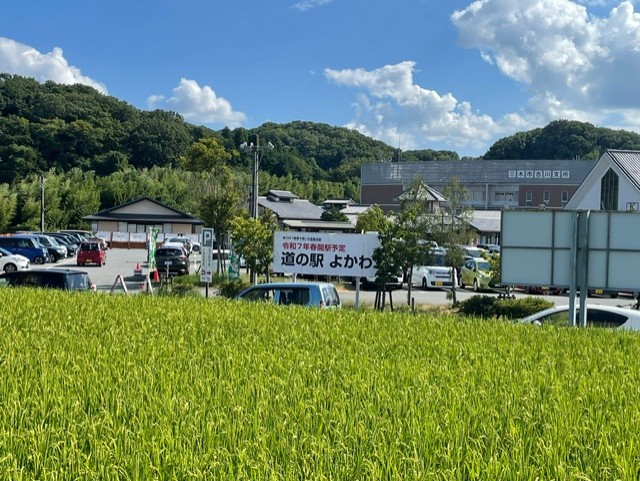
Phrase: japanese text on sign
[{"left": 273, "top": 232, "right": 379, "bottom": 277}]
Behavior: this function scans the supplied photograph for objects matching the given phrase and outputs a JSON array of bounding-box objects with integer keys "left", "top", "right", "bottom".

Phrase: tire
[
  {"left": 33, "top": 256, "right": 45, "bottom": 265},
  {"left": 473, "top": 278, "right": 479, "bottom": 292},
  {"left": 3, "top": 263, "right": 17, "bottom": 273},
  {"left": 610, "top": 292, "right": 619, "bottom": 299},
  {"left": 421, "top": 277, "right": 428, "bottom": 290}
]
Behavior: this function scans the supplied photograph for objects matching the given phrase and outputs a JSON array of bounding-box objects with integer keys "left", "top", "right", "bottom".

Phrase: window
[
  {"left": 525, "top": 190, "right": 532, "bottom": 206},
  {"left": 561, "top": 191, "right": 568, "bottom": 204},
  {"left": 600, "top": 168, "right": 619, "bottom": 210},
  {"left": 543, "top": 191, "right": 550, "bottom": 205}
]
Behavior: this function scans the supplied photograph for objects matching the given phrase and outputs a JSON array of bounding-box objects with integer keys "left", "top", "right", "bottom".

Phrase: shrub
[
  {"left": 218, "top": 279, "right": 250, "bottom": 298},
  {"left": 457, "top": 295, "right": 497, "bottom": 318},
  {"left": 458, "top": 295, "right": 554, "bottom": 320},
  {"left": 494, "top": 296, "right": 554, "bottom": 320}
]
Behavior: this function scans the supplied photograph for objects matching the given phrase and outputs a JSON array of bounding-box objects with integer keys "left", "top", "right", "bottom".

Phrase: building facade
[{"left": 360, "top": 159, "right": 597, "bottom": 211}]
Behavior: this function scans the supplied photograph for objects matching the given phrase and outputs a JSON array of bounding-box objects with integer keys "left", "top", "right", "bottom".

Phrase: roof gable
[
  {"left": 84, "top": 196, "right": 203, "bottom": 224},
  {"left": 608, "top": 150, "right": 640, "bottom": 192}
]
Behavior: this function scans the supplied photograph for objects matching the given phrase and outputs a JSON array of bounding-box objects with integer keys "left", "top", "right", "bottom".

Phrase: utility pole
[
  {"left": 40, "top": 174, "right": 46, "bottom": 232},
  {"left": 240, "top": 135, "right": 274, "bottom": 219}
]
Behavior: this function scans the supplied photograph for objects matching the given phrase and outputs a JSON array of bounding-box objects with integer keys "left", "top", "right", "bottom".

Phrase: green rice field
[{"left": 1, "top": 288, "right": 640, "bottom": 480}]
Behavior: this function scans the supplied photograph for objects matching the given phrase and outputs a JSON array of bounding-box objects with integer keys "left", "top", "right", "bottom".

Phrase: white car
[
  {"left": 0, "top": 247, "right": 30, "bottom": 273},
  {"left": 412, "top": 248, "right": 456, "bottom": 290},
  {"left": 520, "top": 305, "right": 640, "bottom": 330}
]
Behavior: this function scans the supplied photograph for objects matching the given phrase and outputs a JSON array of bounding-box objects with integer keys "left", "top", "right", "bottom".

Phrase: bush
[
  {"left": 458, "top": 295, "right": 554, "bottom": 320},
  {"left": 218, "top": 279, "right": 250, "bottom": 298},
  {"left": 457, "top": 295, "right": 497, "bottom": 318}
]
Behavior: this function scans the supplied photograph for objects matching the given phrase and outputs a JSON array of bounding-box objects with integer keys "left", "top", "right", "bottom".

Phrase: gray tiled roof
[
  {"left": 469, "top": 210, "right": 501, "bottom": 233},
  {"left": 258, "top": 196, "right": 325, "bottom": 220},
  {"left": 607, "top": 150, "right": 640, "bottom": 191},
  {"left": 395, "top": 184, "right": 446, "bottom": 202}
]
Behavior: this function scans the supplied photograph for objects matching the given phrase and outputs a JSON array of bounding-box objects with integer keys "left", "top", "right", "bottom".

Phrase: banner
[{"left": 273, "top": 231, "right": 379, "bottom": 277}]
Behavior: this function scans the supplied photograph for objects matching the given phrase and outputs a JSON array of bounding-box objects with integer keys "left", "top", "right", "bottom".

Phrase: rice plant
[{"left": 0, "top": 288, "right": 639, "bottom": 480}]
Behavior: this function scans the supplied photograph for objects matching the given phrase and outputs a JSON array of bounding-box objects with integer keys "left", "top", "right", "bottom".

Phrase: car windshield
[
  {"left": 430, "top": 252, "right": 447, "bottom": 266},
  {"left": 37, "top": 237, "right": 53, "bottom": 246},
  {"left": 477, "top": 261, "right": 491, "bottom": 271}
]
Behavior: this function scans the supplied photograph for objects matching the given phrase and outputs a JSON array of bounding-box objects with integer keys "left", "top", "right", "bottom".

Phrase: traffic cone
[
  {"left": 152, "top": 269, "right": 159, "bottom": 282},
  {"left": 134, "top": 262, "right": 142, "bottom": 276}
]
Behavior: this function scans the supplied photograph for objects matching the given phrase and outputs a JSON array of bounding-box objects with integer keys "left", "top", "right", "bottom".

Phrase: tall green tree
[
  {"left": 355, "top": 205, "right": 388, "bottom": 233},
  {"left": 231, "top": 212, "right": 276, "bottom": 282},
  {"left": 0, "top": 184, "right": 17, "bottom": 232},
  {"left": 428, "top": 177, "right": 475, "bottom": 305},
  {"left": 393, "top": 179, "right": 437, "bottom": 305}
]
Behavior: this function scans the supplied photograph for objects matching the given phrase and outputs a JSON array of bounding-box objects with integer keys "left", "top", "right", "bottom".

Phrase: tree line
[{"left": 3, "top": 73, "right": 640, "bottom": 234}]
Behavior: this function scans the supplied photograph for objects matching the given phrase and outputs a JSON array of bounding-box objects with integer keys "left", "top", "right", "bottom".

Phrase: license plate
[
  {"left": 595, "top": 289, "right": 604, "bottom": 294},
  {"left": 435, "top": 281, "right": 442, "bottom": 286}
]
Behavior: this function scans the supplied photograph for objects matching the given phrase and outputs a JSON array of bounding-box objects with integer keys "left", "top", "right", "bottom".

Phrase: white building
[{"left": 565, "top": 150, "right": 640, "bottom": 212}]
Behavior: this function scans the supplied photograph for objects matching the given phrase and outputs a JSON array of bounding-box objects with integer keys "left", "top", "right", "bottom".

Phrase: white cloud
[
  {"left": 291, "top": 0, "right": 333, "bottom": 12},
  {"left": 325, "top": 1, "right": 640, "bottom": 155},
  {"left": 0, "top": 37, "right": 107, "bottom": 94},
  {"left": 451, "top": 0, "right": 640, "bottom": 117},
  {"left": 325, "top": 61, "right": 533, "bottom": 154},
  {"left": 147, "top": 78, "right": 247, "bottom": 128}
]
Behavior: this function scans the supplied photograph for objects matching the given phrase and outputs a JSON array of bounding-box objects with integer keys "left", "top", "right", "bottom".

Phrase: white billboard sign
[
  {"left": 273, "top": 231, "right": 379, "bottom": 277},
  {"left": 501, "top": 210, "right": 640, "bottom": 291}
]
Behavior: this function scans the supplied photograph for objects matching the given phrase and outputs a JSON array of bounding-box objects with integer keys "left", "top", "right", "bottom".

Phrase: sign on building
[{"left": 273, "top": 231, "right": 379, "bottom": 277}]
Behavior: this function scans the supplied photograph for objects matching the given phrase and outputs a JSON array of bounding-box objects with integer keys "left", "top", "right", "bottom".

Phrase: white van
[{"left": 411, "top": 248, "right": 456, "bottom": 290}]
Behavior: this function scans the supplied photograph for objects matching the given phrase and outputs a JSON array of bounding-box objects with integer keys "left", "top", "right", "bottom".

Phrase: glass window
[
  {"left": 587, "top": 308, "right": 628, "bottom": 328},
  {"left": 525, "top": 190, "right": 532, "bottom": 206},
  {"left": 561, "top": 191, "right": 568, "bottom": 203},
  {"left": 543, "top": 191, "right": 550, "bottom": 204},
  {"left": 600, "top": 168, "right": 619, "bottom": 210}
]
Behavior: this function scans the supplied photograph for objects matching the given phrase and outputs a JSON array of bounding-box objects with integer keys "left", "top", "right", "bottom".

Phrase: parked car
[
  {"left": 0, "top": 247, "right": 30, "bottom": 273},
  {"left": 43, "top": 232, "right": 80, "bottom": 256},
  {"left": 32, "top": 234, "right": 67, "bottom": 262},
  {"left": 477, "top": 243, "right": 501, "bottom": 255},
  {"left": 60, "top": 230, "right": 108, "bottom": 249},
  {"left": 161, "top": 241, "right": 190, "bottom": 257},
  {"left": 520, "top": 304, "right": 640, "bottom": 330},
  {"left": 163, "top": 236, "right": 192, "bottom": 255},
  {"left": 154, "top": 246, "right": 190, "bottom": 275},
  {"left": 412, "top": 248, "right": 457, "bottom": 290},
  {"left": 0, "top": 235, "right": 49, "bottom": 264},
  {"left": 460, "top": 257, "right": 493, "bottom": 291},
  {"left": 235, "top": 282, "right": 341, "bottom": 308},
  {"left": 77, "top": 240, "right": 107, "bottom": 266},
  {"left": 0, "top": 268, "right": 95, "bottom": 291}
]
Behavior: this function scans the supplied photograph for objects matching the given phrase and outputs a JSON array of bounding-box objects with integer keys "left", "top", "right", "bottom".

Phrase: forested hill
[
  {"left": 2, "top": 73, "right": 640, "bottom": 188},
  {"left": 0, "top": 74, "right": 457, "bottom": 186},
  {"left": 483, "top": 120, "right": 640, "bottom": 160}
]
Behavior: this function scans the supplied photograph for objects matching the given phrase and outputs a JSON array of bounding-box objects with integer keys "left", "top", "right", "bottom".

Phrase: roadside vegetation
[{"left": 1, "top": 288, "right": 639, "bottom": 479}]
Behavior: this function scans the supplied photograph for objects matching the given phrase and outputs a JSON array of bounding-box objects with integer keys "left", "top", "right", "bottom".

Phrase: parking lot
[{"left": 42, "top": 247, "right": 638, "bottom": 309}]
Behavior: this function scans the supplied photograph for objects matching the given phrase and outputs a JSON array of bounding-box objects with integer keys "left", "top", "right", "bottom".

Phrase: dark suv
[
  {"left": 154, "top": 246, "right": 190, "bottom": 276},
  {"left": 0, "top": 268, "right": 95, "bottom": 291}
]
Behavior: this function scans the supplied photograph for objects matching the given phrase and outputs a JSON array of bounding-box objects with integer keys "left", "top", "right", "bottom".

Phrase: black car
[
  {"left": 0, "top": 268, "right": 95, "bottom": 291},
  {"left": 154, "top": 247, "right": 190, "bottom": 276}
]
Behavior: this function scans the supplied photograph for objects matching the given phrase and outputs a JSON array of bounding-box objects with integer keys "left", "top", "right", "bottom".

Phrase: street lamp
[{"left": 240, "top": 135, "right": 274, "bottom": 219}]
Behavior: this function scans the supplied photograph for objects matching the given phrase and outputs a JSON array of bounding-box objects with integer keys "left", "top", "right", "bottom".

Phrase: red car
[{"left": 77, "top": 240, "right": 106, "bottom": 266}]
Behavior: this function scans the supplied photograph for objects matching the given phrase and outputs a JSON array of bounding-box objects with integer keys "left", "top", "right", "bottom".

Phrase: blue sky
[{"left": 1, "top": 0, "right": 639, "bottom": 157}]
